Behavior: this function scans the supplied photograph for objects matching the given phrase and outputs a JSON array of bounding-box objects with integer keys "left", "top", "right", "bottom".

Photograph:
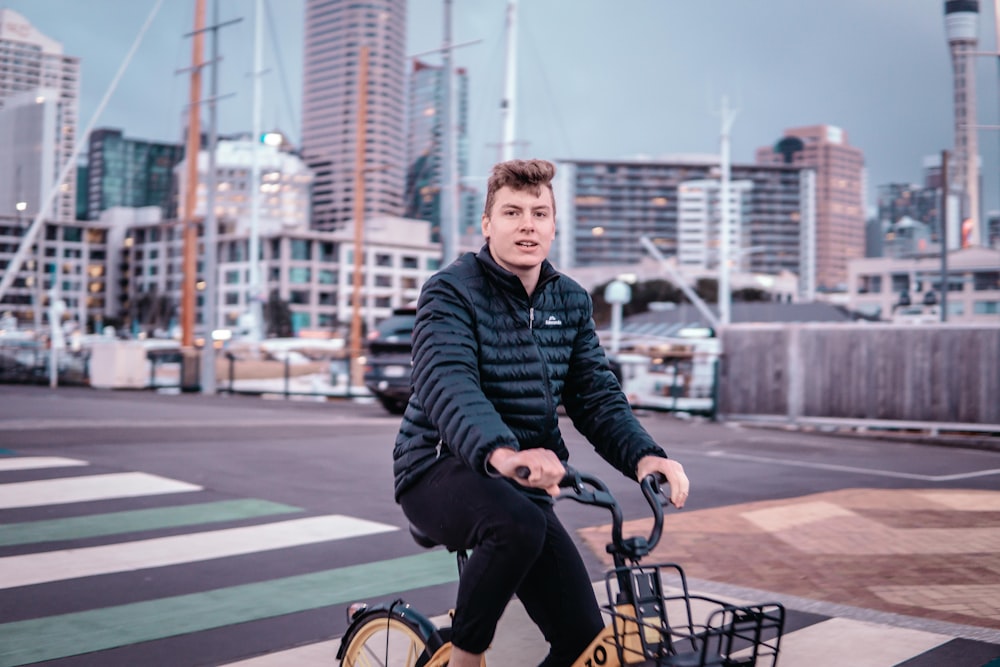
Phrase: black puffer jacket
[{"left": 392, "top": 245, "right": 666, "bottom": 500}]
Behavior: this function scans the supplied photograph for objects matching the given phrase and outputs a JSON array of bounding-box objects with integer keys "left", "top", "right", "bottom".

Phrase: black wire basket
[{"left": 602, "top": 563, "right": 785, "bottom": 667}]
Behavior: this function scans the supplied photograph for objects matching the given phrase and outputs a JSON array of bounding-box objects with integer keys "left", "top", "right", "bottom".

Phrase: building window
[
  {"left": 375, "top": 253, "right": 392, "bottom": 267},
  {"left": 973, "top": 271, "right": 999, "bottom": 291},
  {"left": 318, "top": 269, "right": 336, "bottom": 284},
  {"left": 374, "top": 274, "right": 392, "bottom": 287},
  {"left": 289, "top": 290, "right": 310, "bottom": 304},
  {"left": 225, "top": 270, "right": 241, "bottom": 284},
  {"left": 290, "top": 239, "right": 311, "bottom": 260},
  {"left": 401, "top": 255, "right": 418, "bottom": 269},
  {"left": 291, "top": 311, "right": 310, "bottom": 331},
  {"left": 225, "top": 292, "right": 240, "bottom": 305},
  {"left": 973, "top": 300, "right": 999, "bottom": 315},
  {"left": 891, "top": 273, "right": 909, "bottom": 293},
  {"left": 857, "top": 274, "right": 881, "bottom": 294},
  {"left": 289, "top": 267, "right": 311, "bottom": 284}
]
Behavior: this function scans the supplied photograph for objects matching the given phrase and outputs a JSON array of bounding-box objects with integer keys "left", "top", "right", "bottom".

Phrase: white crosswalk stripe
[
  {"left": 0, "top": 456, "right": 87, "bottom": 471},
  {"left": 0, "top": 514, "right": 398, "bottom": 589},
  {"left": 0, "top": 471, "right": 201, "bottom": 509}
]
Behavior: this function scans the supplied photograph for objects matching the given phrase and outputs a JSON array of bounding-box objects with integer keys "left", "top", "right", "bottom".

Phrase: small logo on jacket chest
[{"left": 543, "top": 315, "right": 562, "bottom": 326}]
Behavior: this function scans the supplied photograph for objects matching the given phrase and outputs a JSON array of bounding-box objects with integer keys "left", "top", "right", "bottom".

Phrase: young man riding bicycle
[{"left": 392, "top": 158, "right": 690, "bottom": 667}]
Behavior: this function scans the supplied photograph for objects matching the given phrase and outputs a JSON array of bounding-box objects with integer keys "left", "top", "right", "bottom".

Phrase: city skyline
[{"left": 3, "top": 0, "right": 1000, "bottom": 217}]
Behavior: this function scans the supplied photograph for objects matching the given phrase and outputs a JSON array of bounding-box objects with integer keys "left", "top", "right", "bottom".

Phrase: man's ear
[{"left": 481, "top": 213, "right": 490, "bottom": 240}]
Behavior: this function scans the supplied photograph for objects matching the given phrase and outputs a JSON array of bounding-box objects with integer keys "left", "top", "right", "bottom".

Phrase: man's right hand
[{"left": 489, "top": 447, "right": 565, "bottom": 496}]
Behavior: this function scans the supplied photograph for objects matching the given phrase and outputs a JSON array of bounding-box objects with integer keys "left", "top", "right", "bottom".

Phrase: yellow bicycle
[{"left": 337, "top": 468, "right": 785, "bottom": 666}]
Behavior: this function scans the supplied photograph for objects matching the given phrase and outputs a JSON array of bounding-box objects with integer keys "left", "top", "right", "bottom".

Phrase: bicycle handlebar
[{"left": 515, "top": 464, "right": 670, "bottom": 563}]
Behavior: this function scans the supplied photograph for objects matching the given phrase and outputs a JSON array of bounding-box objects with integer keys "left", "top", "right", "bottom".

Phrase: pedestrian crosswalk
[
  {"left": 1, "top": 454, "right": 997, "bottom": 667},
  {"left": 0, "top": 454, "right": 457, "bottom": 666}
]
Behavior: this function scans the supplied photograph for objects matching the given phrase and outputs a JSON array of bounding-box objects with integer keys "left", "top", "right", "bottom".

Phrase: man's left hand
[{"left": 636, "top": 455, "right": 689, "bottom": 509}]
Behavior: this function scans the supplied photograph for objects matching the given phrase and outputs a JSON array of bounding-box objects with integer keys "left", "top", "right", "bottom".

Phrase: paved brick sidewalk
[{"left": 579, "top": 488, "right": 1000, "bottom": 632}]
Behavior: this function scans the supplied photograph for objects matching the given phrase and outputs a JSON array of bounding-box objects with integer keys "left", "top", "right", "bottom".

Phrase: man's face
[{"left": 481, "top": 185, "right": 555, "bottom": 276}]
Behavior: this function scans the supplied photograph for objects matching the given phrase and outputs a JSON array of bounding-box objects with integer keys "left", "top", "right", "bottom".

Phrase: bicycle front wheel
[{"left": 340, "top": 609, "right": 432, "bottom": 667}]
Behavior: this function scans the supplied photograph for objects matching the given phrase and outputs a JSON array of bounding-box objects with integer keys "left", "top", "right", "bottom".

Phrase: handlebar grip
[{"left": 514, "top": 465, "right": 577, "bottom": 486}]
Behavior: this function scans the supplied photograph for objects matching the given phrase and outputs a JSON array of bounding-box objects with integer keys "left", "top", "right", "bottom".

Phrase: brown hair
[{"left": 482, "top": 159, "right": 556, "bottom": 218}]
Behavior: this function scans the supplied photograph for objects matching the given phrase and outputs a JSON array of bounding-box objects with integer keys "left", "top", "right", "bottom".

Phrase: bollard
[
  {"left": 284, "top": 354, "right": 290, "bottom": 399},
  {"left": 227, "top": 352, "right": 235, "bottom": 394}
]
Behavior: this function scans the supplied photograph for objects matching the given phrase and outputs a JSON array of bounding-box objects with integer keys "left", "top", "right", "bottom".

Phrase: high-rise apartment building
[
  {"left": 404, "top": 59, "right": 475, "bottom": 242},
  {"left": 755, "top": 125, "right": 865, "bottom": 292},
  {"left": 944, "top": 0, "right": 981, "bottom": 245},
  {"left": 84, "top": 129, "right": 184, "bottom": 222},
  {"left": 677, "top": 179, "right": 754, "bottom": 272},
  {"left": 554, "top": 157, "right": 814, "bottom": 297},
  {"left": 301, "top": 0, "right": 406, "bottom": 231},
  {"left": 0, "top": 9, "right": 79, "bottom": 222}
]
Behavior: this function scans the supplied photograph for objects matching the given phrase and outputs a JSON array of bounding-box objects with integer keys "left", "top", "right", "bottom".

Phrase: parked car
[{"left": 363, "top": 308, "right": 416, "bottom": 414}]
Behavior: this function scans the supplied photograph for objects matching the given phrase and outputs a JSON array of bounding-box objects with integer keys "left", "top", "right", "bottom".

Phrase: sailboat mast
[
  {"left": 440, "top": 0, "right": 458, "bottom": 264},
  {"left": 247, "top": 0, "right": 264, "bottom": 341},
  {"left": 181, "top": 0, "right": 205, "bottom": 348},
  {"left": 500, "top": 0, "right": 518, "bottom": 161}
]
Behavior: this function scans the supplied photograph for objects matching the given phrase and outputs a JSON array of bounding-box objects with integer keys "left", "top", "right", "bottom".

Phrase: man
[{"left": 393, "top": 158, "right": 689, "bottom": 667}]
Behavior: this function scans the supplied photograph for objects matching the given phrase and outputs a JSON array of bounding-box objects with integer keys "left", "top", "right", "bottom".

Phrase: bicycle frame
[{"left": 338, "top": 469, "right": 783, "bottom": 667}]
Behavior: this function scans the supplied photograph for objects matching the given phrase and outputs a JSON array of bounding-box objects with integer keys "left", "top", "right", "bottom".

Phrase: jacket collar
[{"left": 475, "top": 244, "right": 560, "bottom": 297}]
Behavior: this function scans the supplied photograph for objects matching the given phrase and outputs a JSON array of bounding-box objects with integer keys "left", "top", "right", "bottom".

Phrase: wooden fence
[{"left": 718, "top": 323, "right": 1000, "bottom": 426}]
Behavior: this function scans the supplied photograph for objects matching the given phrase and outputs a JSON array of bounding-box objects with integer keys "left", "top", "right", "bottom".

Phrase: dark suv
[{"left": 363, "top": 308, "right": 416, "bottom": 414}]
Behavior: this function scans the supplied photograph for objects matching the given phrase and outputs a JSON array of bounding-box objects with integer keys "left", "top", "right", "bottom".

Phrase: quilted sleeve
[
  {"left": 561, "top": 294, "right": 667, "bottom": 478},
  {"left": 409, "top": 275, "right": 521, "bottom": 474}
]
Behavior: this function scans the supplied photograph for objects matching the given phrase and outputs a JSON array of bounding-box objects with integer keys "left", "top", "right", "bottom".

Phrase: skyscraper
[
  {"left": 0, "top": 9, "right": 79, "bottom": 222},
  {"left": 84, "top": 129, "right": 184, "bottom": 221},
  {"left": 404, "top": 59, "right": 474, "bottom": 242},
  {"left": 944, "top": 0, "right": 981, "bottom": 246},
  {"left": 755, "top": 125, "right": 865, "bottom": 292},
  {"left": 301, "top": 0, "right": 406, "bottom": 231}
]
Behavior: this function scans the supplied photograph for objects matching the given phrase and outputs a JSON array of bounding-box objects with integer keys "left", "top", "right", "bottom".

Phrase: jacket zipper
[{"left": 527, "top": 301, "right": 555, "bottom": 431}]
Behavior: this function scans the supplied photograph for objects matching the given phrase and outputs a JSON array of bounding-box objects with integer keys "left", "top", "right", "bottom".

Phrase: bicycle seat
[{"left": 409, "top": 525, "right": 440, "bottom": 549}]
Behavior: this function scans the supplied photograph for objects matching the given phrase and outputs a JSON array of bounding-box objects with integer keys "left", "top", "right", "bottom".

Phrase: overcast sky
[{"left": 4, "top": 0, "right": 1000, "bottom": 213}]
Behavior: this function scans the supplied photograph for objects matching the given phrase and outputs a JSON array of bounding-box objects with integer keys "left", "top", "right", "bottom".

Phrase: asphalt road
[{"left": 1, "top": 385, "right": 998, "bottom": 666}]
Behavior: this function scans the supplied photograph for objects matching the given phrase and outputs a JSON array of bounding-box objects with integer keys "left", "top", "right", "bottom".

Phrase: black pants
[{"left": 398, "top": 455, "right": 605, "bottom": 667}]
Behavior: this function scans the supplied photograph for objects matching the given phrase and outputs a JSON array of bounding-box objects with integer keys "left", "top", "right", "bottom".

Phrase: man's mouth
[{"left": 516, "top": 241, "right": 537, "bottom": 248}]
